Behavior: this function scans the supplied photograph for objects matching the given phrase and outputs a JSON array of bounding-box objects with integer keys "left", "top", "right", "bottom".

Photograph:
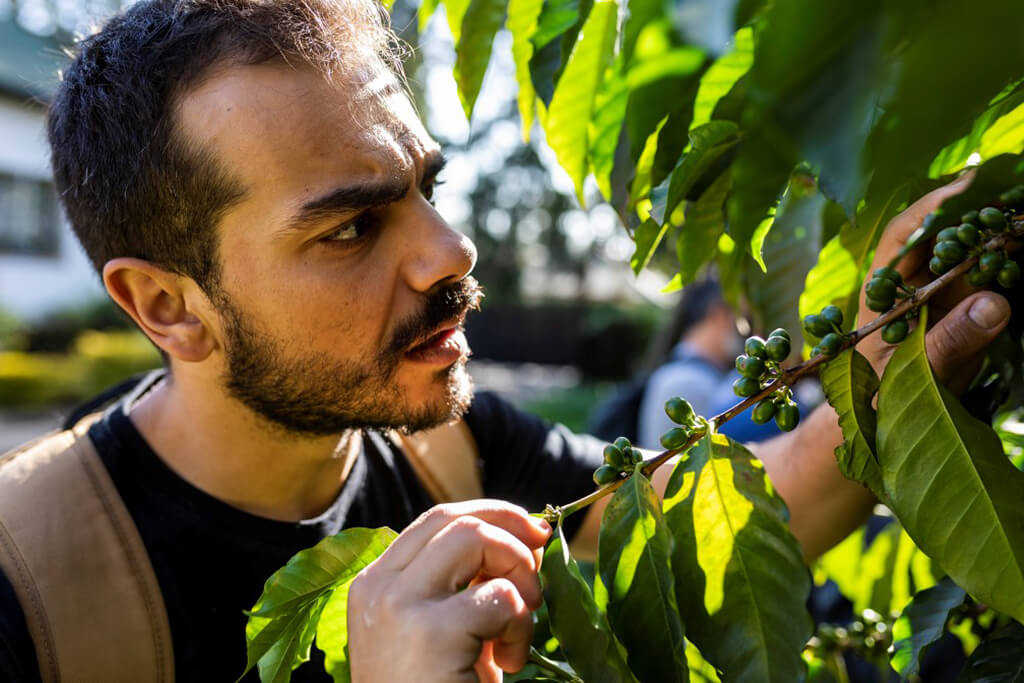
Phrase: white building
[{"left": 0, "top": 13, "right": 106, "bottom": 321}]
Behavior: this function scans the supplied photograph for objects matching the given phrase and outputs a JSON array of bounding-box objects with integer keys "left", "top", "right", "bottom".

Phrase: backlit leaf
[
  {"left": 877, "top": 307, "right": 1024, "bottom": 623},
  {"left": 454, "top": 0, "right": 507, "bottom": 118},
  {"left": 890, "top": 577, "right": 967, "bottom": 678},
  {"left": 596, "top": 466, "right": 688, "bottom": 682},
  {"left": 821, "top": 349, "right": 883, "bottom": 499},
  {"left": 690, "top": 27, "right": 754, "bottom": 132},
  {"left": 664, "top": 433, "right": 812, "bottom": 681},
  {"left": 507, "top": 0, "right": 545, "bottom": 136},
  {"left": 673, "top": 169, "right": 732, "bottom": 289}
]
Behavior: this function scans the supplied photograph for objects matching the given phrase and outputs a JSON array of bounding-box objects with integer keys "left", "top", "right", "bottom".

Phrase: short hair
[{"left": 48, "top": 0, "right": 405, "bottom": 293}]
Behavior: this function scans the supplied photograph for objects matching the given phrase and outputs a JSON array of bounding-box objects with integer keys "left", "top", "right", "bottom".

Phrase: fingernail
[
  {"left": 532, "top": 517, "right": 551, "bottom": 534},
  {"left": 969, "top": 296, "right": 1004, "bottom": 329}
]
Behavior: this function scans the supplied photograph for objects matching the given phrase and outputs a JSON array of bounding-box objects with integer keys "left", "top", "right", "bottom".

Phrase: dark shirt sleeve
[
  {"left": 0, "top": 569, "right": 42, "bottom": 683},
  {"left": 463, "top": 391, "right": 605, "bottom": 540}
]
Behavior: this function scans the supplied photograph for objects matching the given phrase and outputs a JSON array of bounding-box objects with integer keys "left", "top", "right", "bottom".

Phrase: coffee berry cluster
[
  {"left": 593, "top": 436, "right": 645, "bottom": 486},
  {"left": 730, "top": 328, "right": 800, "bottom": 432},
  {"left": 863, "top": 268, "right": 913, "bottom": 343},
  {"left": 927, "top": 190, "right": 1021, "bottom": 289}
]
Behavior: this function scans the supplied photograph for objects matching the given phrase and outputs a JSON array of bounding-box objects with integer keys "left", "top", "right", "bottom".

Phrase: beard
[{"left": 216, "top": 277, "right": 483, "bottom": 437}]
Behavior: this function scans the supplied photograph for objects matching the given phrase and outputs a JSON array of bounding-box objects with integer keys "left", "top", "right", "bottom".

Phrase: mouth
[{"left": 405, "top": 319, "right": 470, "bottom": 365}]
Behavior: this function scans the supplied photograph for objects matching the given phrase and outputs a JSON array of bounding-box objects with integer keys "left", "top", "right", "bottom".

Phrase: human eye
[
  {"left": 321, "top": 213, "right": 378, "bottom": 245},
  {"left": 422, "top": 177, "right": 445, "bottom": 205}
]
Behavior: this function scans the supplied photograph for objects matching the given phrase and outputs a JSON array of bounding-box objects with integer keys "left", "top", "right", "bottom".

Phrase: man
[
  {"left": 0, "top": 1, "right": 1011, "bottom": 682},
  {"left": 636, "top": 278, "right": 742, "bottom": 449}
]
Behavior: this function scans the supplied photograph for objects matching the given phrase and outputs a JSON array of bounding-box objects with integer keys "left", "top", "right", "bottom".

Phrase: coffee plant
[{"left": 238, "top": 1, "right": 1024, "bottom": 681}]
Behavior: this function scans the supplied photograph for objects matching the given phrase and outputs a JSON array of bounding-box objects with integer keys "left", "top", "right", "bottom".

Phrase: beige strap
[
  {"left": 395, "top": 420, "right": 483, "bottom": 503},
  {"left": 0, "top": 416, "right": 174, "bottom": 683}
]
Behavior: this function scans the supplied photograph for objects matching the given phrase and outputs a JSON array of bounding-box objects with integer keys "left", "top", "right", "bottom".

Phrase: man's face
[{"left": 177, "top": 60, "right": 479, "bottom": 435}]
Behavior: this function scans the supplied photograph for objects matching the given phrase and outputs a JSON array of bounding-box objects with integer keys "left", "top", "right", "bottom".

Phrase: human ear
[{"left": 102, "top": 258, "right": 217, "bottom": 362}]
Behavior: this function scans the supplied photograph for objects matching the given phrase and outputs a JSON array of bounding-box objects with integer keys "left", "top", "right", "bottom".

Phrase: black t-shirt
[{"left": 0, "top": 379, "right": 604, "bottom": 682}]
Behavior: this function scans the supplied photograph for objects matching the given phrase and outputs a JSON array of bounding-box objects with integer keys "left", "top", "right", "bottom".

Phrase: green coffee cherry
[
  {"left": 664, "top": 396, "right": 695, "bottom": 425},
  {"left": 936, "top": 227, "right": 960, "bottom": 242},
  {"left": 733, "top": 376, "right": 761, "bottom": 397},
  {"left": 979, "top": 250, "right": 1006, "bottom": 273},
  {"left": 769, "top": 328, "right": 790, "bottom": 341},
  {"left": 955, "top": 223, "right": 981, "bottom": 246},
  {"left": 765, "top": 335, "right": 791, "bottom": 362},
  {"left": 818, "top": 332, "right": 842, "bottom": 356},
  {"left": 660, "top": 427, "right": 690, "bottom": 450},
  {"left": 881, "top": 318, "right": 909, "bottom": 344},
  {"left": 613, "top": 436, "right": 632, "bottom": 453},
  {"left": 999, "top": 185, "right": 1024, "bottom": 210},
  {"left": 603, "top": 444, "right": 627, "bottom": 469},
  {"left": 961, "top": 209, "right": 981, "bottom": 227},
  {"left": 775, "top": 403, "right": 800, "bottom": 432},
  {"left": 629, "top": 447, "right": 644, "bottom": 464},
  {"left": 821, "top": 305, "right": 844, "bottom": 329},
  {"left": 979, "top": 207, "right": 1006, "bottom": 230},
  {"left": 866, "top": 277, "right": 897, "bottom": 301},
  {"left": 593, "top": 464, "right": 620, "bottom": 486},
  {"left": 934, "top": 240, "right": 966, "bottom": 264},
  {"left": 966, "top": 264, "right": 995, "bottom": 287},
  {"left": 803, "top": 314, "right": 833, "bottom": 338},
  {"left": 751, "top": 398, "right": 776, "bottom": 425},
  {"left": 745, "top": 336, "right": 767, "bottom": 359},
  {"left": 929, "top": 256, "right": 953, "bottom": 275},
  {"left": 866, "top": 295, "right": 894, "bottom": 312},
  {"left": 873, "top": 267, "right": 902, "bottom": 285},
  {"left": 736, "top": 355, "right": 766, "bottom": 379},
  {"left": 997, "top": 260, "right": 1021, "bottom": 288}
]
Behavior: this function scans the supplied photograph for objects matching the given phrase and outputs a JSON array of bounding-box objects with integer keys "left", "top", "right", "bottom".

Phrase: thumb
[{"left": 925, "top": 292, "right": 1011, "bottom": 394}]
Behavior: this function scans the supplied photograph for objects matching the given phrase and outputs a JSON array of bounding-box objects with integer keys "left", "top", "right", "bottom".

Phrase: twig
[{"left": 541, "top": 220, "right": 1023, "bottom": 526}]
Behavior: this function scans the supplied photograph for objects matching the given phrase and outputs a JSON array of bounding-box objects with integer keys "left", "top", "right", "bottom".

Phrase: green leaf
[
  {"left": 797, "top": 184, "right": 909, "bottom": 349},
  {"left": 588, "top": 63, "right": 629, "bottom": 200},
  {"left": 540, "top": 524, "right": 637, "bottom": 683},
  {"left": 673, "top": 169, "right": 732, "bottom": 289},
  {"left": 690, "top": 27, "right": 754, "bottom": 132},
  {"left": 867, "top": 1, "right": 1024, "bottom": 198},
  {"left": 506, "top": 0, "right": 545, "bottom": 137},
  {"left": 316, "top": 583, "right": 353, "bottom": 683},
  {"left": 596, "top": 467, "right": 689, "bottom": 683},
  {"left": 418, "top": 0, "right": 440, "bottom": 33},
  {"left": 527, "top": 0, "right": 593, "bottom": 105},
  {"left": 821, "top": 349, "right": 883, "bottom": 499},
  {"left": 240, "top": 528, "right": 397, "bottom": 681},
  {"left": 454, "top": 0, "right": 507, "bottom": 119},
  {"left": 543, "top": 0, "right": 617, "bottom": 203},
  {"left": 630, "top": 217, "right": 670, "bottom": 275},
  {"left": 929, "top": 81, "right": 1024, "bottom": 176},
  {"left": 890, "top": 577, "right": 967, "bottom": 678},
  {"left": 957, "top": 622, "right": 1024, "bottom": 682},
  {"left": 663, "top": 121, "right": 740, "bottom": 225},
  {"left": 877, "top": 307, "right": 1024, "bottom": 623},
  {"left": 664, "top": 433, "right": 812, "bottom": 681},
  {"left": 445, "top": 0, "right": 473, "bottom": 45},
  {"left": 743, "top": 172, "right": 826, "bottom": 346},
  {"left": 978, "top": 100, "right": 1024, "bottom": 162}
]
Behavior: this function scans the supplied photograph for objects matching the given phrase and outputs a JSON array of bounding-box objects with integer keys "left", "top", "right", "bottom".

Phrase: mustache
[{"left": 387, "top": 276, "right": 484, "bottom": 355}]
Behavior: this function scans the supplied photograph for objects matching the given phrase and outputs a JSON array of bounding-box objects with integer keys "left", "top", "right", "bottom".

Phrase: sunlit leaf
[
  {"left": 454, "top": 0, "right": 507, "bottom": 118},
  {"left": 507, "top": 0, "right": 545, "bottom": 137},
  {"left": 877, "top": 307, "right": 1024, "bottom": 623},
  {"left": 663, "top": 121, "right": 740, "bottom": 225},
  {"left": 543, "top": 0, "right": 618, "bottom": 203},
  {"left": 821, "top": 349, "right": 883, "bottom": 499},
  {"left": 890, "top": 577, "right": 967, "bottom": 678},
  {"left": 929, "top": 81, "right": 1024, "bottom": 176},
  {"left": 589, "top": 63, "right": 629, "bottom": 200},
  {"left": 596, "top": 467, "right": 688, "bottom": 682},
  {"left": 664, "top": 433, "right": 812, "bottom": 681},
  {"left": 690, "top": 27, "right": 754, "bottom": 132},
  {"left": 240, "top": 528, "right": 397, "bottom": 682},
  {"left": 540, "top": 524, "right": 637, "bottom": 683}
]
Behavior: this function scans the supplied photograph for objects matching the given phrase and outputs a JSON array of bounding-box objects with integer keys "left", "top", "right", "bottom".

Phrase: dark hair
[{"left": 48, "top": 0, "right": 404, "bottom": 293}]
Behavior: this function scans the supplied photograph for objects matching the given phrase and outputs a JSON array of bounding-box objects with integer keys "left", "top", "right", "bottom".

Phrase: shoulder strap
[
  {"left": 394, "top": 420, "right": 483, "bottom": 503},
  {"left": 0, "top": 417, "right": 174, "bottom": 683}
]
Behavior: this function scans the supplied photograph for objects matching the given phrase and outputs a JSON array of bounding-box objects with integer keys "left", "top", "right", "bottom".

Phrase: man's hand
[
  {"left": 347, "top": 500, "right": 552, "bottom": 683},
  {"left": 857, "top": 173, "right": 1012, "bottom": 391}
]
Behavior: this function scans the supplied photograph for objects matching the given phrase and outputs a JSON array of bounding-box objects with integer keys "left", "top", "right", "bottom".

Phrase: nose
[{"left": 399, "top": 201, "right": 477, "bottom": 294}]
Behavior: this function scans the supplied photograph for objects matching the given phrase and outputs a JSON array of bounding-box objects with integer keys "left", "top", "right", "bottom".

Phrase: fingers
[
  {"left": 398, "top": 515, "right": 543, "bottom": 608},
  {"left": 374, "top": 500, "right": 551, "bottom": 573},
  {"left": 448, "top": 578, "right": 535, "bottom": 673},
  {"left": 924, "top": 292, "right": 1011, "bottom": 393}
]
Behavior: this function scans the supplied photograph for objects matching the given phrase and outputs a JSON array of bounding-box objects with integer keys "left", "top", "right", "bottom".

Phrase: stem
[
  {"left": 540, "top": 220, "right": 1023, "bottom": 526},
  {"left": 528, "top": 647, "right": 582, "bottom": 682}
]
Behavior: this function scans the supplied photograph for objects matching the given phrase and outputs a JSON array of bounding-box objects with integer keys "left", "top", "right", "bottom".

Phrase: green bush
[{"left": 0, "top": 330, "right": 161, "bottom": 408}]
